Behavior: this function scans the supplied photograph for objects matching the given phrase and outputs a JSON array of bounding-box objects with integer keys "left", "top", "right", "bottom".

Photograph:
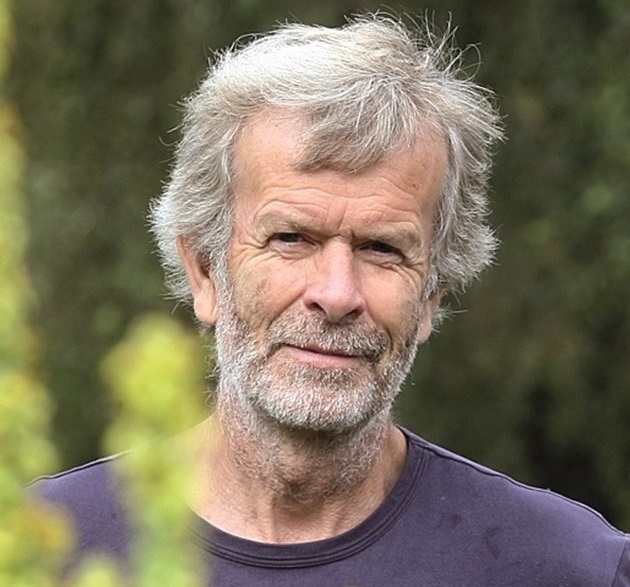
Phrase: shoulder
[
  {"left": 407, "top": 431, "right": 621, "bottom": 534},
  {"left": 404, "top": 430, "right": 630, "bottom": 586},
  {"left": 29, "top": 454, "right": 132, "bottom": 568},
  {"left": 31, "top": 454, "right": 125, "bottom": 515}
]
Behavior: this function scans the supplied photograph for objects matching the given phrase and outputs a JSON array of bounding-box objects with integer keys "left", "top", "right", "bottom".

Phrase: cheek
[
  {"left": 233, "top": 273, "right": 267, "bottom": 321},
  {"left": 366, "top": 285, "right": 427, "bottom": 357},
  {"left": 233, "top": 261, "right": 306, "bottom": 327},
  {"left": 363, "top": 271, "right": 423, "bottom": 330},
  {"left": 383, "top": 300, "right": 423, "bottom": 347}
]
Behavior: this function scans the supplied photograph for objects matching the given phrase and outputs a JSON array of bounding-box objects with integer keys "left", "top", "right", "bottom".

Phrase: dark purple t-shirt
[{"left": 32, "top": 429, "right": 630, "bottom": 586}]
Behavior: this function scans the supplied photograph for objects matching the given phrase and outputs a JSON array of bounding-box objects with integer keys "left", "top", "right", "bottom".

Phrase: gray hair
[{"left": 149, "top": 13, "right": 504, "bottom": 306}]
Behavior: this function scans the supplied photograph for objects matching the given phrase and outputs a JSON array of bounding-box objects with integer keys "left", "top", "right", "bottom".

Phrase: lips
[
  {"left": 273, "top": 336, "right": 385, "bottom": 363},
  {"left": 281, "top": 344, "right": 363, "bottom": 369},
  {"left": 296, "top": 344, "right": 359, "bottom": 358}
]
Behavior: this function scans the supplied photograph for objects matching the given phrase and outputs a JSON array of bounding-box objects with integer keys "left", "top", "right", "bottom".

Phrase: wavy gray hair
[{"left": 149, "top": 14, "right": 503, "bottom": 306}]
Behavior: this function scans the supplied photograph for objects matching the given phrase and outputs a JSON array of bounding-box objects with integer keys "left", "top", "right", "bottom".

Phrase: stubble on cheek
[
  {"left": 214, "top": 253, "right": 429, "bottom": 434},
  {"left": 230, "top": 270, "right": 273, "bottom": 333}
]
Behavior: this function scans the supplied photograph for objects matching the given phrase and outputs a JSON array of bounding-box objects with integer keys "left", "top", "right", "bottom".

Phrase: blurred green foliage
[
  {"left": 2, "top": 2, "right": 207, "bottom": 581},
  {"left": 0, "top": 1, "right": 71, "bottom": 581},
  {"left": 62, "top": 314, "right": 207, "bottom": 587},
  {"left": 96, "top": 313, "right": 207, "bottom": 587},
  {"left": 396, "top": 0, "right": 630, "bottom": 529},
  {"left": 7, "top": 0, "right": 630, "bottom": 533}
]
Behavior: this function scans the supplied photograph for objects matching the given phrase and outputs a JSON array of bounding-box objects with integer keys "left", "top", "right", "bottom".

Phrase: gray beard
[{"left": 211, "top": 281, "right": 423, "bottom": 498}]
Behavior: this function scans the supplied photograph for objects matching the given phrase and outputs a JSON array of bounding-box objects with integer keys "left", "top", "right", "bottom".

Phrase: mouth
[
  {"left": 301, "top": 344, "right": 359, "bottom": 357},
  {"left": 281, "top": 344, "right": 363, "bottom": 368}
]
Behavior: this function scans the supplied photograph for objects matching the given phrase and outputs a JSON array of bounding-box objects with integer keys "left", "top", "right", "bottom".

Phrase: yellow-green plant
[
  {"left": 98, "top": 313, "right": 209, "bottom": 587},
  {"left": 0, "top": 1, "right": 72, "bottom": 584},
  {"left": 1, "top": 0, "right": 210, "bottom": 581}
]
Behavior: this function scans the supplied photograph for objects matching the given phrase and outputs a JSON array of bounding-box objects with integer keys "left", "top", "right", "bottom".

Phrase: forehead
[{"left": 231, "top": 112, "right": 447, "bottom": 231}]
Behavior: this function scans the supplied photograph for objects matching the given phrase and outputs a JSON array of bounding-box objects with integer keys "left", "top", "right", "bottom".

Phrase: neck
[{"left": 190, "top": 387, "right": 407, "bottom": 543}]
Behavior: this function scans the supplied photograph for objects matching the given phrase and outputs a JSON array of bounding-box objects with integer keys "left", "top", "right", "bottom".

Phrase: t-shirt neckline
[{"left": 188, "top": 428, "right": 426, "bottom": 568}]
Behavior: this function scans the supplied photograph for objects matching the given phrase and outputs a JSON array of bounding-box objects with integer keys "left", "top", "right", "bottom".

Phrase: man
[{"left": 34, "top": 14, "right": 629, "bottom": 586}]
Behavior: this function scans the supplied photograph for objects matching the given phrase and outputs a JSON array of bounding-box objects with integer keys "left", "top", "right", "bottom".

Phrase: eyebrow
[{"left": 255, "top": 210, "right": 305, "bottom": 234}]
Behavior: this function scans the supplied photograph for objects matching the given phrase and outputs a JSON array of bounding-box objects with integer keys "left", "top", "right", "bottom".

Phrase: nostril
[{"left": 303, "top": 285, "right": 365, "bottom": 323}]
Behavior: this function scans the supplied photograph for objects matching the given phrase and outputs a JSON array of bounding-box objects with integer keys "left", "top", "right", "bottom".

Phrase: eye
[
  {"left": 272, "top": 232, "right": 304, "bottom": 244},
  {"left": 361, "top": 240, "right": 404, "bottom": 264},
  {"left": 367, "top": 241, "right": 399, "bottom": 255},
  {"left": 268, "top": 232, "right": 314, "bottom": 256}
]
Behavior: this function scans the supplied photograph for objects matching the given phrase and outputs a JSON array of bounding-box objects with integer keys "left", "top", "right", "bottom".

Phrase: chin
[{"left": 253, "top": 393, "right": 393, "bottom": 438}]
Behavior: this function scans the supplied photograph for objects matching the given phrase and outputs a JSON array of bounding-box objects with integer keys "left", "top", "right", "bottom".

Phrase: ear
[
  {"left": 177, "top": 236, "right": 218, "bottom": 326},
  {"left": 415, "top": 289, "right": 443, "bottom": 346}
]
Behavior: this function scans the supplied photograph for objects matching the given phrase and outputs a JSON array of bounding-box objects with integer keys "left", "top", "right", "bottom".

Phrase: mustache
[{"left": 266, "top": 313, "right": 389, "bottom": 362}]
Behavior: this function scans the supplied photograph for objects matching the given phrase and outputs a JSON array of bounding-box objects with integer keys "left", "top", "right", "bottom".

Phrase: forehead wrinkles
[{"left": 249, "top": 180, "right": 430, "bottom": 237}]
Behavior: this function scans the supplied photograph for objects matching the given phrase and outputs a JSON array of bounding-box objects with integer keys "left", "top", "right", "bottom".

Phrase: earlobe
[{"left": 176, "top": 236, "right": 218, "bottom": 326}]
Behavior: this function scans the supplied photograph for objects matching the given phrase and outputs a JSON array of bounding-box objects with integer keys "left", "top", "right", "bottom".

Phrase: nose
[{"left": 302, "top": 241, "right": 366, "bottom": 323}]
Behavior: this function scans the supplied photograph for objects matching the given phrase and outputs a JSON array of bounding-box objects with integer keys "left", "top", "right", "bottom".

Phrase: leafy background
[{"left": 7, "top": 0, "right": 630, "bottom": 531}]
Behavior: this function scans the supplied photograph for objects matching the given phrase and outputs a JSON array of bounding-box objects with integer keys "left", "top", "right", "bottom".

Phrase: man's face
[{"left": 186, "top": 114, "right": 447, "bottom": 434}]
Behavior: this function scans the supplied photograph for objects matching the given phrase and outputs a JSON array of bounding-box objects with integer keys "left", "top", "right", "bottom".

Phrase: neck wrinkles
[{"left": 200, "top": 386, "right": 405, "bottom": 543}]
